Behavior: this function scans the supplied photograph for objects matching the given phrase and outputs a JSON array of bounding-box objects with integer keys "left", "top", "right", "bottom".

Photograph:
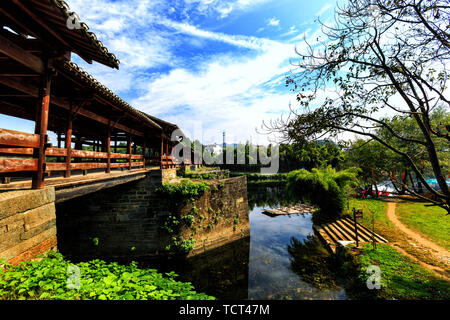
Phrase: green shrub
[
  {"left": 286, "top": 166, "right": 359, "bottom": 219},
  {"left": 156, "top": 179, "right": 210, "bottom": 202},
  {"left": 0, "top": 252, "right": 214, "bottom": 300}
]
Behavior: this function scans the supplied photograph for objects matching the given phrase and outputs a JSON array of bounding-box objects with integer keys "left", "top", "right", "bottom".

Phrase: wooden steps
[{"left": 314, "top": 217, "right": 388, "bottom": 254}]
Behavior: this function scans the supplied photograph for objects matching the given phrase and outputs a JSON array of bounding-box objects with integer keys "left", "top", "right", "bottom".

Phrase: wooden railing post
[
  {"left": 143, "top": 140, "right": 146, "bottom": 170},
  {"left": 32, "top": 60, "right": 52, "bottom": 189},
  {"left": 166, "top": 140, "right": 169, "bottom": 168},
  {"left": 127, "top": 134, "right": 132, "bottom": 171},
  {"left": 64, "top": 105, "right": 73, "bottom": 178},
  {"left": 106, "top": 125, "right": 111, "bottom": 174},
  {"left": 160, "top": 136, "right": 164, "bottom": 170}
]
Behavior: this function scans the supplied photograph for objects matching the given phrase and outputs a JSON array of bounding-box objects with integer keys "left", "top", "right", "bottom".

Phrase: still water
[{"left": 166, "top": 187, "right": 348, "bottom": 300}]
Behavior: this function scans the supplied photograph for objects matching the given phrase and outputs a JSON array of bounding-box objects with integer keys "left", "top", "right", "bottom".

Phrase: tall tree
[{"left": 265, "top": 0, "right": 450, "bottom": 212}]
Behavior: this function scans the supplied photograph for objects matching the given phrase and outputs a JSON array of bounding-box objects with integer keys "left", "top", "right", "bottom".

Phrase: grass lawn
[
  {"left": 345, "top": 198, "right": 392, "bottom": 229},
  {"left": 395, "top": 201, "right": 450, "bottom": 251},
  {"left": 353, "top": 244, "right": 449, "bottom": 300}
]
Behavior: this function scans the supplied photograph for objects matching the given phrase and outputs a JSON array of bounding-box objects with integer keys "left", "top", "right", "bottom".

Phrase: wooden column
[
  {"left": 64, "top": 107, "right": 73, "bottom": 178},
  {"left": 170, "top": 144, "right": 175, "bottom": 166},
  {"left": 160, "top": 136, "right": 164, "bottom": 169},
  {"left": 143, "top": 140, "right": 146, "bottom": 170},
  {"left": 106, "top": 125, "right": 111, "bottom": 174},
  {"left": 127, "top": 135, "right": 132, "bottom": 171},
  {"left": 166, "top": 141, "right": 169, "bottom": 168},
  {"left": 32, "top": 62, "right": 52, "bottom": 189}
]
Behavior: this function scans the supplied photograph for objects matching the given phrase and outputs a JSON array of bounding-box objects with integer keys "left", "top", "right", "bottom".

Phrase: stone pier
[{"left": 0, "top": 188, "right": 57, "bottom": 264}]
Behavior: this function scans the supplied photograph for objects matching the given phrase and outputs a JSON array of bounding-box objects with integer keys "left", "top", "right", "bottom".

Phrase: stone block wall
[
  {"left": 0, "top": 187, "right": 57, "bottom": 264},
  {"left": 55, "top": 170, "right": 170, "bottom": 260},
  {"left": 55, "top": 170, "right": 249, "bottom": 261},
  {"left": 179, "top": 176, "right": 249, "bottom": 256}
]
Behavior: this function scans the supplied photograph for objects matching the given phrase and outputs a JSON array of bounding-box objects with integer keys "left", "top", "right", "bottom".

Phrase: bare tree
[{"left": 264, "top": 0, "right": 450, "bottom": 212}]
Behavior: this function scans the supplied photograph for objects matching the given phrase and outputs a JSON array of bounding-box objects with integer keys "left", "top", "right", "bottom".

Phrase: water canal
[
  {"left": 57, "top": 185, "right": 348, "bottom": 300},
  {"left": 155, "top": 186, "right": 348, "bottom": 300}
]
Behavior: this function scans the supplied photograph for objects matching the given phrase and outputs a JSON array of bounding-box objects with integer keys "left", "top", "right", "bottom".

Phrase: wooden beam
[
  {"left": 0, "top": 76, "right": 145, "bottom": 137},
  {"left": 0, "top": 33, "right": 44, "bottom": 74},
  {"left": 12, "top": 0, "right": 71, "bottom": 48},
  {"left": 0, "top": 7, "right": 39, "bottom": 39}
]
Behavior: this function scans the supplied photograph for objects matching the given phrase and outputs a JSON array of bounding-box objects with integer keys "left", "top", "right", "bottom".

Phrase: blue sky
[{"left": 0, "top": 0, "right": 337, "bottom": 145}]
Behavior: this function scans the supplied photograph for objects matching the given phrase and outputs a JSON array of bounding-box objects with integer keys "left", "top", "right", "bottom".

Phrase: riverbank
[
  {"left": 338, "top": 243, "right": 449, "bottom": 300},
  {"left": 339, "top": 197, "right": 450, "bottom": 299},
  {"left": 229, "top": 172, "right": 287, "bottom": 187}
]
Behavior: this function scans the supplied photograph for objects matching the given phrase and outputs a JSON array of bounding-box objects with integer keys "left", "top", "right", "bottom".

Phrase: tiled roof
[
  {"left": 50, "top": 0, "right": 120, "bottom": 69},
  {"left": 61, "top": 61, "right": 162, "bottom": 130}
]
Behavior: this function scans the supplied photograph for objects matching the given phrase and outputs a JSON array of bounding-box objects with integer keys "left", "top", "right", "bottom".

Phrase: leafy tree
[
  {"left": 345, "top": 106, "right": 449, "bottom": 196},
  {"left": 286, "top": 166, "right": 360, "bottom": 220},
  {"left": 345, "top": 139, "right": 391, "bottom": 196},
  {"left": 265, "top": 0, "right": 450, "bottom": 212}
]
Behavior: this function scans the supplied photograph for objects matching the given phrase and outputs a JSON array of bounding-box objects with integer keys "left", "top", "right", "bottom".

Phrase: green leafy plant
[{"left": 0, "top": 251, "right": 214, "bottom": 300}]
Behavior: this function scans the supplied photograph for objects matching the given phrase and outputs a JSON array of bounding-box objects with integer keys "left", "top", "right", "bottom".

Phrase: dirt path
[{"left": 385, "top": 201, "right": 450, "bottom": 279}]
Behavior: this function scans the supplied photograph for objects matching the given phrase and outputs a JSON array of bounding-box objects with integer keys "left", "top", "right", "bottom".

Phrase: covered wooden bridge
[{"left": 0, "top": 0, "right": 194, "bottom": 191}]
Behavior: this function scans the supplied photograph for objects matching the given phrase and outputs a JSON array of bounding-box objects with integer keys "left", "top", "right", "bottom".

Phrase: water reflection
[
  {"left": 152, "top": 186, "right": 347, "bottom": 300},
  {"left": 247, "top": 202, "right": 346, "bottom": 300},
  {"left": 288, "top": 235, "right": 342, "bottom": 291},
  {"left": 247, "top": 185, "right": 296, "bottom": 210},
  {"left": 56, "top": 184, "right": 347, "bottom": 300},
  {"left": 164, "top": 237, "right": 250, "bottom": 300}
]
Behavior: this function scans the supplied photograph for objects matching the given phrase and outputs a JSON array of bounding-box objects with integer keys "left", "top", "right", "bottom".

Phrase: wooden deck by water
[
  {"left": 262, "top": 203, "right": 316, "bottom": 216},
  {"left": 313, "top": 217, "right": 388, "bottom": 253}
]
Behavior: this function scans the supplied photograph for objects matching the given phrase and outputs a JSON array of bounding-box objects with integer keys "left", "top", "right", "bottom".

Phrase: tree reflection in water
[
  {"left": 287, "top": 235, "right": 341, "bottom": 291},
  {"left": 247, "top": 186, "right": 296, "bottom": 210}
]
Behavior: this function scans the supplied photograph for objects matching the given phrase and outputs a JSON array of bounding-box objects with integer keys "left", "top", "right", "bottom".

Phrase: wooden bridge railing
[
  {"left": 0, "top": 128, "right": 145, "bottom": 181},
  {"left": 0, "top": 128, "right": 197, "bottom": 187},
  {"left": 0, "top": 128, "right": 41, "bottom": 173}
]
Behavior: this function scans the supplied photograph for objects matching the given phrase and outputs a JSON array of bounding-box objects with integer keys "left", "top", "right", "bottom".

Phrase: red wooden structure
[{"left": 0, "top": 0, "right": 192, "bottom": 189}]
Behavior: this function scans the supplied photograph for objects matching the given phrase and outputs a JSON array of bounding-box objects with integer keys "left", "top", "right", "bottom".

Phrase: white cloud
[
  {"left": 267, "top": 17, "right": 280, "bottom": 27},
  {"left": 130, "top": 34, "right": 298, "bottom": 144},
  {"left": 159, "top": 18, "right": 278, "bottom": 50},
  {"left": 316, "top": 3, "right": 333, "bottom": 16},
  {"left": 62, "top": 0, "right": 320, "bottom": 145}
]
